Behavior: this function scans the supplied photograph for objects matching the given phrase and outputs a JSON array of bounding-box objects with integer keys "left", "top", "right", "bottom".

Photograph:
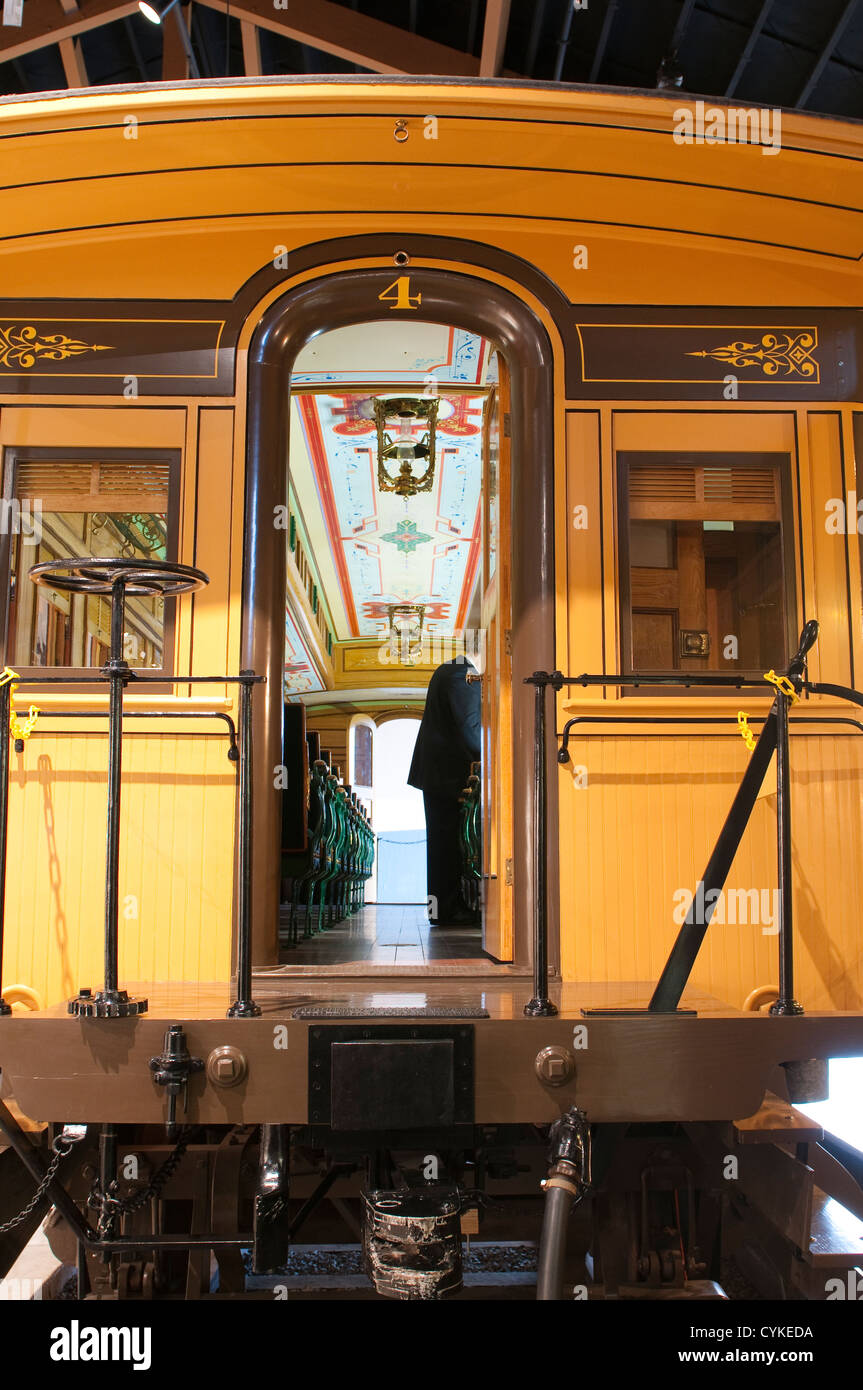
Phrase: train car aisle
[{"left": 277, "top": 903, "right": 488, "bottom": 966}]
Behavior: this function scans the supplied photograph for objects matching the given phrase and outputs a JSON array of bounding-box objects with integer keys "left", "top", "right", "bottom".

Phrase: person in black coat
[{"left": 408, "top": 656, "right": 482, "bottom": 926}]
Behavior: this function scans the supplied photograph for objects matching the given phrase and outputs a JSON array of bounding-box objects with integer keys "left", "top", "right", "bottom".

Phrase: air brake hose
[{"left": 536, "top": 1107, "right": 591, "bottom": 1301}]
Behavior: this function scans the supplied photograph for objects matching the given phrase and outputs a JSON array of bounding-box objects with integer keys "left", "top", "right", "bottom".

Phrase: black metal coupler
[{"left": 543, "top": 1108, "right": 592, "bottom": 1200}]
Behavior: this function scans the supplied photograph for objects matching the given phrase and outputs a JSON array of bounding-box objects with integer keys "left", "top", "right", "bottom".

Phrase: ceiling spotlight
[
  {"left": 138, "top": 0, "right": 180, "bottom": 22},
  {"left": 656, "top": 51, "right": 684, "bottom": 89},
  {"left": 137, "top": 0, "right": 201, "bottom": 79}
]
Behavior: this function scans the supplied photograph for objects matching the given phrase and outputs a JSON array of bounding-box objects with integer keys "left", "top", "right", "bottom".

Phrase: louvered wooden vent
[
  {"left": 13, "top": 460, "right": 169, "bottom": 510},
  {"left": 628, "top": 460, "right": 779, "bottom": 520}
]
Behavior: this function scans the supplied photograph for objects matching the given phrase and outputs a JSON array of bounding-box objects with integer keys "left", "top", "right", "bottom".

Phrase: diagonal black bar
[
  {"left": 0, "top": 1097, "right": 97, "bottom": 1244},
  {"left": 647, "top": 706, "right": 778, "bottom": 1014},
  {"left": 648, "top": 620, "right": 819, "bottom": 1014}
]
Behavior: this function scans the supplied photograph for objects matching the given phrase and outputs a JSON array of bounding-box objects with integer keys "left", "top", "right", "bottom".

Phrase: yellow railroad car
[{"left": 0, "top": 76, "right": 861, "bottom": 1305}]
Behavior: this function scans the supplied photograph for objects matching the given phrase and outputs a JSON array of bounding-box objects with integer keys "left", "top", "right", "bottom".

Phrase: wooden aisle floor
[{"left": 278, "top": 902, "right": 490, "bottom": 966}]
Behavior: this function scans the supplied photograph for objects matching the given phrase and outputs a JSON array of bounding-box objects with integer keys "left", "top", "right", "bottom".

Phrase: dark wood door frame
[{"left": 243, "top": 260, "right": 558, "bottom": 971}]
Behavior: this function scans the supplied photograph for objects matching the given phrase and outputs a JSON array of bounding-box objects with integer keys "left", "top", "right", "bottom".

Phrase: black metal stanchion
[
  {"left": 29, "top": 558, "right": 208, "bottom": 1018},
  {"left": 769, "top": 678, "right": 804, "bottom": 1016},
  {"left": 524, "top": 671, "right": 561, "bottom": 1018},
  {"left": 228, "top": 671, "right": 261, "bottom": 1017},
  {"left": 0, "top": 678, "right": 12, "bottom": 1016},
  {"left": 97, "top": 577, "right": 132, "bottom": 1016}
]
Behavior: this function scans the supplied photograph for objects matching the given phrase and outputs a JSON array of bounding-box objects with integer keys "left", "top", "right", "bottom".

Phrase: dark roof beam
[
  {"left": 196, "top": 0, "right": 479, "bottom": 76},
  {"left": 189, "top": 4, "right": 214, "bottom": 78},
  {"left": 240, "top": 19, "right": 261, "bottom": 76},
  {"left": 480, "top": 0, "right": 511, "bottom": 76},
  {"left": 524, "top": 0, "right": 547, "bottom": 76},
  {"left": 588, "top": 0, "right": 618, "bottom": 83},
  {"left": 122, "top": 13, "right": 149, "bottom": 81},
  {"left": 56, "top": 0, "right": 90, "bottom": 86},
  {"left": 725, "top": 0, "right": 774, "bottom": 97},
  {"left": 552, "top": 0, "right": 573, "bottom": 82},
  {"left": 795, "top": 0, "right": 861, "bottom": 108},
  {"left": 467, "top": 0, "right": 480, "bottom": 53},
  {"left": 0, "top": 0, "right": 137, "bottom": 65},
  {"left": 668, "top": 0, "right": 697, "bottom": 52}
]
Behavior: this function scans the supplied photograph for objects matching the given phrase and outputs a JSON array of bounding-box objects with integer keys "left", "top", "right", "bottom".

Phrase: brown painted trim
[
  {"left": 244, "top": 264, "right": 557, "bottom": 972},
  {"left": 0, "top": 233, "right": 858, "bottom": 400},
  {"left": 0, "top": 308, "right": 231, "bottom": 396}
]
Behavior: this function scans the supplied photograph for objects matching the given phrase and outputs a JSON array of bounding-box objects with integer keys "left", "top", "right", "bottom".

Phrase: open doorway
[
  {"left": 279, "top": 314, "right": 504, "bottom": 968},
  {"left": 372, "top": 718, "right": 425, "bottom": 905}
]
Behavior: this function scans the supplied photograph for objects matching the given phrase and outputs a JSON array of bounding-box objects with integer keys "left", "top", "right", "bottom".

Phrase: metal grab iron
[{"left": 530, "top": 621, "right": 835, "bottom": 1019}]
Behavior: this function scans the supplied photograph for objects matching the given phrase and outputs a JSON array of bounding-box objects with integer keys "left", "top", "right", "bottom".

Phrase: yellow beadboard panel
[
  {"left": 564, "top": 411, "right": 603, "bottom": 679},
  {"left": 558, "top": 734, "right": 863, "bottom": 1011},
  {"left": 804, "top": 412, "right": 852, "bottom": 689},
  {"left": 3, "top": 735, "right": 236, "bottom": 1007},
  {"left": 193, "top": 407, "right": 236, "bottom": 678}
]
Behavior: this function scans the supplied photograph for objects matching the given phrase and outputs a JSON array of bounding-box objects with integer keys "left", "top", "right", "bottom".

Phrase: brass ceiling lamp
[
  {"left": 385, "top": 603, "right": 426, "bottom": 665},
  {"left": 386, "top": 603, "right": 426, "bottom": 642},
  {"left": 373, "top": 396, "right": 438, "bottom": 497}
]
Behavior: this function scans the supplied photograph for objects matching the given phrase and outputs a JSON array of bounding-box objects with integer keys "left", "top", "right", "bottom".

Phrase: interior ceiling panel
[
  {"left": 1, "top": 1, "right": 861, "bottom": 120},
  {"left": 295, "top": 389, "right": 486, "bottom": 641},
  {"left": 289, "top": 320, "right": 491, "bottom": 647}
]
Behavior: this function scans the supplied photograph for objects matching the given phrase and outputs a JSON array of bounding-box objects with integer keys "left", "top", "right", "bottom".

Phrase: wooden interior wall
[{"left": 305, "top": 710, "right": 350, "bottom": 776}]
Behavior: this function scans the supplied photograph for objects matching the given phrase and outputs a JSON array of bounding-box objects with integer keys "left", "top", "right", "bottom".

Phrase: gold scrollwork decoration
[
  {"left": 687, "top": 330, "right": 818, "bottom": 380},
  {"left": 0, "top": 324, "right": 114, "bottom": 370}
]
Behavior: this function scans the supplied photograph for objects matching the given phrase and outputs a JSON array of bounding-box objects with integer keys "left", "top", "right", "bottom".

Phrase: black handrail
[
  {"left": 11, "top": 708, "right": 239, "bottom": 760},
  {"left": 526, "top": 620, "right": 863, "bottom": 1018},
  {"left": 0, "top": 670, "right": 263, "bottom": 1022},
  {"left": 558, "top": 713, "right": 863, "bottom": 759}
]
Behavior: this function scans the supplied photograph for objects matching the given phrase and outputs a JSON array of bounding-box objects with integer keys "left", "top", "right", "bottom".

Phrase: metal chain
[
  {"left": 88, "top": 1128, "right": 194, "bottom": 1235},
  {"left": 0, "top": 1130, "right": 86, "bottom": 1235}
]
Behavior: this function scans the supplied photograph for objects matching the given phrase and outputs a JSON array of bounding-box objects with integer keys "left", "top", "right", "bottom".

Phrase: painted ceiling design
[
  {"left": 289, "top": 322, "right": 491, "bottom": 647},
  {"left": 284, "top": 607, "right": 325, "bottom": 696},
  {"left": 295, "top": 390, "right": 485, "bottom": 640},
  {"left": 292, "top": 324, "right": 490, "bottom": 388}
]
